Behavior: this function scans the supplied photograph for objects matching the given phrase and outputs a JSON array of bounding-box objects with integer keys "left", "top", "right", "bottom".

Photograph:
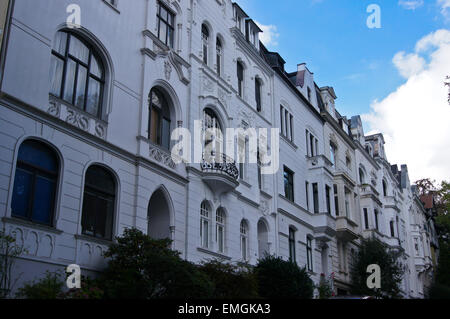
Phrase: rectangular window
[
  {"left": 364, "top": 208, "right": 369, "bottom": 229},
  {"left": 237, "top": 62, "right": 244, "bottom": 97},
  {"left": 305, "top": 130, "right": 309, "bottom": 156},
  {"left": 334, "top": 185, "right": 339, "bottom": 216},
  {"left": 307, "top": 237, "right": 313, "bottom": 271},
  {"left": 255, "top": 79, "right": 261, "bottom": 112},
  {"left": 330, "top": 143, "right": 336, "bottom": 167},
  {"left": 305, "top": 181, "right": 309, "bottom": 211},
  {"left": 374, "top": 210, "right": 379, "bottom": 231},
  {"left": 289, "top": 228, "right": 296, "bottom": 263},
  {"left": 310, "top": 135, "right": 315, "bottom": 157},
  {"left": 325, "top": 185, "right": 331, "bottom": 215},
  {"left": 284, "top": 167, "right": 294, "bottom": 202},
  {"left": 290, "top": 114, "right": 294, "bottom": 142},
  {"left": 157, "top": 3, "right": 175, "bottom": 48},
  {"left": 390, "top": 221, "right": 395, "bottom": 237},
  {"left": 280, "top": 106, "right": 284, "bottom": 135},
  {"left": 313, "top": 183, "right": 319, "bottom": 214}
]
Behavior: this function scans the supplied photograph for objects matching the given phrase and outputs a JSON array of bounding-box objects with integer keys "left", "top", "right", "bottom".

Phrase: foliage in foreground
[
  {"left": 255, "top": 255, "right": 314, "bottom": 299},
  {"left": 350, "top": 238, "right": 404, "bottom": 298},
  {"left": 15, "top": 228, "right": 315, "bottom": 299}
]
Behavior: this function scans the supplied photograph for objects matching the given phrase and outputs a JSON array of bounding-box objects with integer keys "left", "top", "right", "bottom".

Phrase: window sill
[
  {"left": 280, "top": 134, "right": 298, "bottom": 150},
  {"left": 75, "top": 234, "right": 113, "bottom": 246},
  {"left": 2, "top": 217, "right": 63, "bottom": 235},
  {"left": 197, "top": 247, "right": 232, "bottom": 260}
]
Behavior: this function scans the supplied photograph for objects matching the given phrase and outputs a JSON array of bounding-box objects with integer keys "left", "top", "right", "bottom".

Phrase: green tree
[
  {"left": 350, "top": 238, "right": 404, "bottom": 298},
  {"left": 0, "top": 231, "right": 26, "bottom": 298},
  {"left": 15, "top": 271, "right": 64, "bottom": 299},
  {"left": 100, "top": 228, "right": 214, "bottom": 299},
  {"left": 199, "top": 260, "right": 258, "bottom": 299},
  {"left": 254, "top": 255, "right": 314, "bottom": 299}
]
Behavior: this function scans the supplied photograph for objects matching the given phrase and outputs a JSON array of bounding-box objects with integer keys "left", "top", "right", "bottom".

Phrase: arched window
[
  {"left": 216, "top": 208, "right": 226, "bottom": 253},
  {"left": 240, "top": 220, "right": 249, "bottom": 260},
  {"left": 50, "top": 31, "right": 105, "bottom": 117},
  {"left": 202, "top": 24, "right": 209, "bottom": 65},
  {"left": 216, "top": 38, "right": 223, "bottom": 76},
  {"left": 11, "top": 140, "right": 59, "bottom": 226},
  {"left": 200, "top": 201, "right": 210, "bottom": 248},
  {"left": 289, "top": 227, "right": 296, "bottom": 263},
  {"left": 149, "top": 88, "right": 171, "bottom": 150},
  {"left": 255, "top": 77, "right": 262, "bottom": 112},
  {"left": 81, "top": 165, "right": 116, "bottom": 240},
  {"left": 382, "top": 180, "right": 388, "bottom": 197},
  {"left": 203, "top": 108, "right": 223, "bottom": 156},
  {"left": 237, "top": 61, "right": 244, "bottom": 97}
]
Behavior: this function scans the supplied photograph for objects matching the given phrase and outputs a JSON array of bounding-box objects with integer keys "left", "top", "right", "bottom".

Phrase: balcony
[
  {"left": 201, "top": 153, "right": 239, "bottom": 197},
  {"left": 384, "top": 196, "right": 400, "bottom": 212},
  {"left": 312, "top": 213, "right": 336, "bottom": 242},
  {"left": 336, "top": 217, "right": 359, "bottom": 242}
]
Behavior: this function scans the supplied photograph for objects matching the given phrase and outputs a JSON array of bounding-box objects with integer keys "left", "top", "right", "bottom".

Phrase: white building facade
[{"left": 0, "top": 0, "right": 437, "bottom": 298}]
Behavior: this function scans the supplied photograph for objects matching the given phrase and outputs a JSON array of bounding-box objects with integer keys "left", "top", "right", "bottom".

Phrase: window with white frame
[
  {"left": 200, "top": 201, "right": 210, "bottom": 248},
  {"left": 240, "top": 220, "right": 249, "bottom": 260},
  {"left": 280, "top": 105, "right": 293, "bottom": 142},
  {"left": 216, "top": 208, "right": 226, "bottom": 253},
  {"left": 306, "top": 236, "right": 313, "bottom": 272}
]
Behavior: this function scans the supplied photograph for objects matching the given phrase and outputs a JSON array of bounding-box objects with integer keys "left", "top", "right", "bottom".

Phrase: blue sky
[{"left": 237, "top": 0, "right": 449, "bottom": 117}]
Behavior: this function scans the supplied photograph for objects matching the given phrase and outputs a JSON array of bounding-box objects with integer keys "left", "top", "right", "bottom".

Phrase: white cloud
[
  {"left": 362, "top": 29, "right": 450, "bottom": 183},
  {"left": 399, "top": 0, "right": 424, "bottom": 10},
  {"left": 255, "top": 22, "right": 280, "bottom": 48},
  {"left": 438, "top": 0, "right": 450, "bottom": 21},
  {"left": 392, "top": 52, "right": 426, "bottom": 78}
]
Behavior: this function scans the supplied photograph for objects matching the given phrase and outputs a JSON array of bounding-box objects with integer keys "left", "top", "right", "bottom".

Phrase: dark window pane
[
  {"left": 63, "top": 59, "right": 77, "bottom": 103},
  {"left": 75, "top": 65, "right": 87, "bottom": 109},
  {"left": 18, "top": 140, "right": 58, "bottom": 172},
  {"left": 90, "top": 55, "right": 103, "bottom": 78},
  {"left": 53, "top": 31, "right": 67, "bottom": 55},
  {"left": 11, "top": 168, "right": 33, "bottom": 218},
  {"left": 82, "top": 166, "right": 115, "bottom": 240},
  {"left": 82, "top": 192, "right": 97, "bottom": 237},
  {"left": 86, "top": 78, "right": 101, "bottom": 116},
  {"left": 85, "top": 166, "right": 115, "bottom": 194},
  {"left": 69, "top": 36, "right": 89, "bottom": 63},
  {"left": 32, "top": 176, "right": 55, "bottom": 225},
  {"left": 50, "top": 55, "right": 64, "bottom": 96},
  {"left": 161, "top": 118, "right": 171, "bottom": 150},
  {"left": 159, "top": 22, "right": 167, "bottom": 43}
]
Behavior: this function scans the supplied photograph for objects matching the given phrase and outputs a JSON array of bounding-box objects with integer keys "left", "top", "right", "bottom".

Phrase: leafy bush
[
  {"left": 100, "top": 228, "right": 214, "bottom": 299},
  {"left": 59, "top": 276, "right": 104, "bottom": 299},
  {"left": 350, "top": 238, "right": 404, "bottom": 298},
  {"left": 317, "top": 273, "right": 333, "bottom": 299},
  {"left": 199, "top": 260, "right": 258, "bottom": 299},
  {"left": 16, "top": 271, "right": 64, "bottom": 299},
  {"left": 255, "top": 255, "right": 314, "bottom": 299}
]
